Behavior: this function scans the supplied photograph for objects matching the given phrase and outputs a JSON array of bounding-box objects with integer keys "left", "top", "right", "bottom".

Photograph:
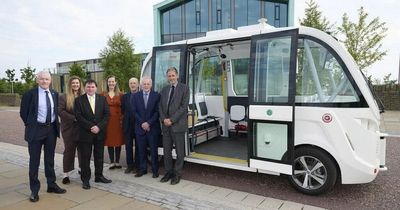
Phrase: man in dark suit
[
  {"left": 132, "top": 77, "right": 161, "bottom": 178},
  {"left": 74, "top": 79, "right": 112, "bottom": 190},
  {"left": 122, "top": 77, "right": 139, "bottom": 173},
  {"left": 20, "top": 71, "right": 66, "bottom": 202},
  {"left": 159, "top": 67, "right": 190, "bottom": 185}
]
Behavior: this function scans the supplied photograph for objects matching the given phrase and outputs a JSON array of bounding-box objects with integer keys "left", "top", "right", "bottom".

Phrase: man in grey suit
[{"left": 159, "top": 67, "right": 189, "bottom": 185}]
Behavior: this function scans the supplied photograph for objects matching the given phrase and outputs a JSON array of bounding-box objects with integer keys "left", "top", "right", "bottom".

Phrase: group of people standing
[{"left": 20, "top": 67, "right": 189, "bottom": 202}]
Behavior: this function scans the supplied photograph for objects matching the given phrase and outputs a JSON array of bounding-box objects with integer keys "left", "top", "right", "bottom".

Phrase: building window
[
  {"left": 212, "top": 0, "right": 231, "bottom": 30},
  {"left": 234, "top": 0, "right": 266, "bottom": 28},
  {"left": 162, "top": 11, "right": 170, "bottom": 35},
  {"left": 264, "top": 2, "right": 287, "bottom": 27},
  {"left": 170, "top": 6, "right": 182, "bottom": 35},
  {"left": 185, "top": 0, "right": 196, "bottom": 33}
]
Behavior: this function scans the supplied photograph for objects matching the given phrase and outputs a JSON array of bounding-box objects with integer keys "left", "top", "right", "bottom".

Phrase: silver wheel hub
[{"left": 292, "top": 155, "right": 327, "bottom": 190}]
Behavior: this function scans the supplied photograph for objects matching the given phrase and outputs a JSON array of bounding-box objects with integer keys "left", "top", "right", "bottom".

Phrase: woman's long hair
[
  {"left": 106, "top": 75, "right": 121, "bottom": 96},
  {"left": 66, "top": 76, "right": 84, "bottom": 111}
]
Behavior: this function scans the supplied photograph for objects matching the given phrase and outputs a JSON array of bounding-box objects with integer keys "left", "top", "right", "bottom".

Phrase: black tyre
[{"left": 288, "top": 147, "right": 337, "bottom": 195}]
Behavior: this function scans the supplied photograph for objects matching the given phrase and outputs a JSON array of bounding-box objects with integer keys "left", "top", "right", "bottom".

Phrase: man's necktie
[
  {"left": 144, "top": 92, "right": 148, "bottom": 109},
  {"left": 167, "top": 85, "right": 175, "bottom": 115},
  {"left": 89, "top": 96, "right": 95, "bottom": 114},
  {"left": 45, "top": 91, "right": 51, "bottom": 124}
]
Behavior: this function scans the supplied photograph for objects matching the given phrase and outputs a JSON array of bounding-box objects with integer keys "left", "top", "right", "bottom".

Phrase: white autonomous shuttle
[{"left": 141, "top": 20, "right": 387, "bottom": 195}]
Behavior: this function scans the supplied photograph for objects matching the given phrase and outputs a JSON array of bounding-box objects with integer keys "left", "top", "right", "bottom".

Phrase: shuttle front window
[{"left": 296, "top": 38, "right": 360, "bottom": 104}]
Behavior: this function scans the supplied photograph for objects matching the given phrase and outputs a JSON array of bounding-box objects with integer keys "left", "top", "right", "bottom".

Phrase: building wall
[
  {"left": 373, "top": 85, "right": 400, "bottom": 110},
  {"left": 56, "top": 58, "right": 104, "bottom": 75},
  {"left": 154, "top": 0, "right": 293, "bottom": 45}
]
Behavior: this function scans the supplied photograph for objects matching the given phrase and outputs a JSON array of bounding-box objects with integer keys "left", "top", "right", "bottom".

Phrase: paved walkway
[
  {"left": 379, "top": 111, "right": 400, "bottom": 136},
  {"left": 0, "top": 142, "right": 324, "bottom": 210}
]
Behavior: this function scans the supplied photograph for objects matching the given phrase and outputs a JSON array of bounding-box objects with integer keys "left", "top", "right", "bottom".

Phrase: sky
[{"left": 0, "top": 0, "right": 399, "bottom": 82}]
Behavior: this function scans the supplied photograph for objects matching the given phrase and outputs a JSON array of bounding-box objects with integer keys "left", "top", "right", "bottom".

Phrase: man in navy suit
[
  {"left": 132, "top": 77, "right": 161, "bottom": 178},
  {"left": 20, "top": 71, "right": 66, "bottom": 202},
  {"left": 122, "top": 77, "right": 139, "bottom": 173}
]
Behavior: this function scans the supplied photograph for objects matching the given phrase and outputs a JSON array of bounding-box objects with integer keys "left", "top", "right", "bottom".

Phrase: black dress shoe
[
  {"left": 171, "top": 175, "right": 181, "bottom": 185},
  {"left": 29, "top": 193, "right": 39, "bottom": 202},
  {"left": 47, "top": 185, "right": 67, "bottom": 194},
  {"left": 62, "top": 177, "right": 70, "bottom": 184},
  {"left": 94, "top": 176, "right": 112, "bottom": 183},
  {"left": 115, "top": 164, "right": 122, "bottom": 169},
  {"left": 82, "top": 182, "right": 91, "bottom": 190},
  {"left": 160, "top": 172, "right": 173, "bottom": 183},
  {"left": 134, "top": 171, "right": 147, "bottom": 177},
  {"left": 152, "top": 173, "right": 159, "bottom": 178},
  {"left": 109, "top": 165, "right": 117, "bottom": 170},
  {"left": 124, "top": 167, "right": 134, "bottom": 174}
]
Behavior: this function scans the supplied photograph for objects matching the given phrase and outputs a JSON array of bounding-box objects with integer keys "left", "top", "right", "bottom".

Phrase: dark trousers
[
  {"left": 125, "top": 132, "right": 139, "bottom": 169},
  {"left": 163, "top": 129, "right": 185, "bottom": 176},
  {"left": 28, "top": 124, "right": 57, "bottom": 194},
  {"left": 78, "top": 136, "right": 104, "bottom": 183},
  {"left": 136, "top": 132, "right": 159, "bottom": 174},
  {"left": 63, "top": 138, "right": 80, "bottom": 173},
  {"left": 107, "top": 147, "right": 121, "bottom": 163}
]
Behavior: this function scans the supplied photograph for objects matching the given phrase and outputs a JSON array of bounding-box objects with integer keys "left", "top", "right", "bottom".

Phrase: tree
[
  {"left": 99, "top": 29, "right": 141, "bottom": 91},
  {"left": 299, "top": 0, "right": 334, "bottom": 33},
  {"left": 0, "top": 78, "right": 10, "bottom": 93},
  {"left": 69, "top": 63, "right": 87, "bottom": 79},
  {"left": 5, "top": 69, "right": 18, "bottom": 94},
  {"left": 20, "top": 66, "right": 36, "bottom": 88},
  {"left": 382, "top": 73, "right": 397, "bottom": 85},
  {"left": 338, "top": 7, "right": 388, "bottom": 73}
]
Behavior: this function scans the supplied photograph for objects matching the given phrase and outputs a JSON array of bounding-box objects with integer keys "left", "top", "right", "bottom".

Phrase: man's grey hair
[
  {"left": 36, "top": 71, "right": 51, "bottom": 80},
  {"left": 166, "top": 67, "right": 178, "bottom": 75},
  {"left": 140, "top": 76, "right": 152, "bottom": 85}
]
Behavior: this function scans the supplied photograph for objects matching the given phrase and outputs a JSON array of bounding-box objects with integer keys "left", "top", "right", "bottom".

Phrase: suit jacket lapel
[
  {"left": 170, "top": 84, "right": 178, "bottom": 105},
  {"left": 50, "top": 90, "right": 57, "bottom": 115},
  {"left": 83, "top": 94, "right": 95, "bottom": 116},
  {"left": 138, "top": 92, "right": 145, "bottom": 110},
  {"left": 34, "top": 88, "right": 39, "bottom": 115}
]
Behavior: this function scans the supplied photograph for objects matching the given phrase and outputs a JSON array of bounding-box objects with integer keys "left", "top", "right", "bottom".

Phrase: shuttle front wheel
[{"left": 288, "top": 147, "right": 337, "bottom": 195}]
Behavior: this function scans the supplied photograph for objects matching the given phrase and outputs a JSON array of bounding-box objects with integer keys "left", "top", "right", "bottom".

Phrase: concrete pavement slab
[
  {"left": 58, "top": 184, "right": 110, "bottom": 204},
  {"left": 280, "top": 200, "right": 305, "bottom": 210},
  {"left": 241, "top": 194, "right": 266, "bottom": 208},
  {"left": 257, "top": 197, "right": 284, "bottom": 210},
  {"left": 67, "top": 193, "right": 132, "bottom": 210},
  {"left": 1, "top": 193, "right": 78, "bottom": 210},
  {"left": 0, "top": 191, "right": 27, "bottom": 208}
]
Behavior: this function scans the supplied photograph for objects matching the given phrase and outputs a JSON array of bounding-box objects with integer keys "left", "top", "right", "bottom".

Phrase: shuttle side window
[
  {"left": 296, "top": 38, "right": 360, "bottom": 103},
  {"left": 142, "top": 58, "right": 152, "bottom": 78},
  {"left": 232, "top": 58, "right": 249, "bottom": 96},
  {"left": 153, "top": 49, "right": 182, "bottom": 92},
  {"left": 190, "top": 56, "right": 223, "bottom": 96},
  {"left": 252, "top": 36, "right": 291, "bottom": 103}
]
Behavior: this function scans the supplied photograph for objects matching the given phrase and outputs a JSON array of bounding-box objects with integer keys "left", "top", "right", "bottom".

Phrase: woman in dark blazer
[{"left": 58, "top": 76, "right": 84, "bottom": 184}]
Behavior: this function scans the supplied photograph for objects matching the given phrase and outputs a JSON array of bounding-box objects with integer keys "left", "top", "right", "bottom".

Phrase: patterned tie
[
  {"left": 89, "top": 96, "right": 95, "bottom": 114},
  {"left": 45, "top": 91, "right": 51, "bottom": 124},
  {"left": 144, "top": 92, "right": 148, "bottom": 109},
  {"left": 167, "top": 85, "right": 175, "bottom": 115}
]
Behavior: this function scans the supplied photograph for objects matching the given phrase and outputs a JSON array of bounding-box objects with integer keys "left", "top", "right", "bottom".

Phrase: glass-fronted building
[{"left": 154, "top": 0, "right": 294, "bottom": 45}]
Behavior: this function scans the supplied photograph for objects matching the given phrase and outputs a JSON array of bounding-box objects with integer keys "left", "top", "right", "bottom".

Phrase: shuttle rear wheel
[{"left": 288, "top": 147, "right": 337, "bottom": 195}]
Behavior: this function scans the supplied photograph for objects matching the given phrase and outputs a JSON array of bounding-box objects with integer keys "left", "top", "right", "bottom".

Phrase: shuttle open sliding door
[
  {"left": 151, "top": 44, "right": 188, "bottom": 156},
  {"left": 248, "top": 29, "right": 298, "bottom": 175}
]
